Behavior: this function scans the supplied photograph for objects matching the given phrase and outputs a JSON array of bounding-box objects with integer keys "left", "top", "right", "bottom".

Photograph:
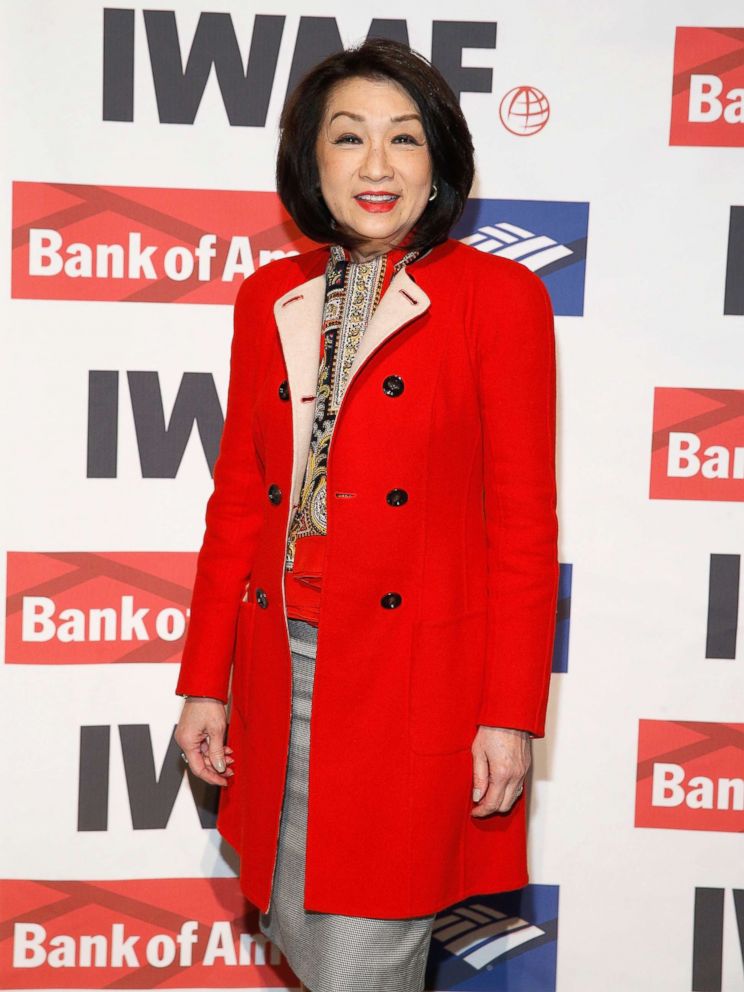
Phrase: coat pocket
[
  {"left": 231, "top": 596, "right": 258, "bottom": 723},
  {"left": 408, "top": 608, "right": 488, "bottom": 755}
]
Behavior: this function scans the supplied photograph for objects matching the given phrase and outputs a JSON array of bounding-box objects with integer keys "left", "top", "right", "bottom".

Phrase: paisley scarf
[{"left": 284, "top": 241, "right": 423, "bottom": 579}]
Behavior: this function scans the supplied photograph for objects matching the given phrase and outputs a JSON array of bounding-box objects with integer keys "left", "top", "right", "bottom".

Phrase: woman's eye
[{"left": 331, "top": 133, "right": 423, "bottom": 146}]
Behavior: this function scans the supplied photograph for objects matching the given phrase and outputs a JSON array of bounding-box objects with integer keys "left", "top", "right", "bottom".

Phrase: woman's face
[{"left": 315, "top": 75, "right": 434, "bottom": 261}]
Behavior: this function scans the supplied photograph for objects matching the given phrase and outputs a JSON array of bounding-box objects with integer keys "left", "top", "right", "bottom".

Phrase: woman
[{"left": 174, "top": 37, "right": 559, "bottom": 992}]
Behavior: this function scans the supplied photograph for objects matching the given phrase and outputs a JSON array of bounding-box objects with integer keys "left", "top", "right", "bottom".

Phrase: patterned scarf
[{"left": 285, "top": 242, "right": 422, "bottom": 573}]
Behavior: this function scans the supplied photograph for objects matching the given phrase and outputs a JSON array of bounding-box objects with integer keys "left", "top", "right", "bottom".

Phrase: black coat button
[
  {"left": 256, "top": 587, "right": 268, "bottom": 608},
  {"left": 382, "top": 375, "right": 404, "bottom": 397},
  {"left": 386, "top": 488, "right": 408, "bottom": 506},
  {"left": 268, "top": 483, "right": 282, "bottom": 504},
  {"left": 380, "top": 592, "right": 402, "bottom": 609},
  {"left": 278, "top": 380, "right": 290, "bottom": 401}
]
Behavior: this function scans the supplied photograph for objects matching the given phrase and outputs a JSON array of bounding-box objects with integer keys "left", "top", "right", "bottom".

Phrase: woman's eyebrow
[{"left": 328, "top": 111, "right": 423, "bottom": 124}]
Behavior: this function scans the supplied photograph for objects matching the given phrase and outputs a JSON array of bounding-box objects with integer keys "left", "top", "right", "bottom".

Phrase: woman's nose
[{"left": 360, "top": 142, "right": 393, "bottom": 180}]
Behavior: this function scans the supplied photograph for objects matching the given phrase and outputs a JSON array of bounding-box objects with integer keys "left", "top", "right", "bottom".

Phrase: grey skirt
[{"left": 258, "top": 616, "right": 436, "bottom": 992}]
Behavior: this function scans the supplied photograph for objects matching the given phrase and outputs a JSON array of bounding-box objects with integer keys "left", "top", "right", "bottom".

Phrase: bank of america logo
[
  {"left": 431, "top": 903, "right": 547, "bottom": 969},
  {"left": 461, "top": 223, "right": 572, "bottom": 273},
  {"left": 425, "top": 885, "right": 558, "bottom": 990},
  {"left": 452, "top": 198, "right": 589, "bottom": 317},
  {"left": 552, "top": 562, "right": 572, "bottom": 673}
]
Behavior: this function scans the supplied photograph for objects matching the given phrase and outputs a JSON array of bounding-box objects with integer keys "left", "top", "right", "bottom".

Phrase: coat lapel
[
  {"left": 273, "top": 274, "right": 326, "bottom": 509},
  {"left": 273, "top": 264, "right": 431, "bottom": 508}
]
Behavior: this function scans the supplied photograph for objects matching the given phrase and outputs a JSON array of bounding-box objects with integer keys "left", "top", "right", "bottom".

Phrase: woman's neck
[
  {"left": 346, "top": 231, "right": 415, "bottom": 264},
  {"left": 348, "top": 244, "right": 392, "bottom": 263}
]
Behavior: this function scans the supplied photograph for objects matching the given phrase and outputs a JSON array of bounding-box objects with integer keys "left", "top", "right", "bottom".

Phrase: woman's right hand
[{"left": 175, "top": 700, "right": 234, "bottom": 787}]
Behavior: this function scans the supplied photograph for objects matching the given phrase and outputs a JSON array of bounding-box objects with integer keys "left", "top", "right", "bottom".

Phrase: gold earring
[{"left": 428, "top": 184, "right": 438, "bottom": 201}]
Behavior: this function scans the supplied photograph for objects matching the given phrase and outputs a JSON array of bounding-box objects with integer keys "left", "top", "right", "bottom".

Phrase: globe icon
[{"left": 499, "top": 86, "right": 550, "bottom": 136}]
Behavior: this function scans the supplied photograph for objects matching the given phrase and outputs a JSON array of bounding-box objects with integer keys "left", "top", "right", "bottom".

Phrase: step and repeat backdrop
[{"left": 1, "top": 2, "right": 743, "bottom": 990}]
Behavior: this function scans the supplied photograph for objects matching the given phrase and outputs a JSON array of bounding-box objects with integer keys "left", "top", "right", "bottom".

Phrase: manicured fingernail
[
  {"left": 215, "top": 758, "right": 225, "bottom": 772},
  {"left": 472, "top": 788, "right": 482, "bottom": 802}
]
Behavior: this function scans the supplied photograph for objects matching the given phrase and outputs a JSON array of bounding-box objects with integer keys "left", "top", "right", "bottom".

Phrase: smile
[{"left": 354, "top": 193, "right": 400, "bottom": 213}]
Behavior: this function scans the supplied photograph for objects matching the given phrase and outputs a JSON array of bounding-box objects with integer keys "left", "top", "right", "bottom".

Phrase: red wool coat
[{"left": 175, "top": 237, "right": 559, "bottom": 918}]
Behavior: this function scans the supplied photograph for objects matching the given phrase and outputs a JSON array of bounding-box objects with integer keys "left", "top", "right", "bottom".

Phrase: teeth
[{"left": 358, "top": 194, "right": 398, "bottom": 201}]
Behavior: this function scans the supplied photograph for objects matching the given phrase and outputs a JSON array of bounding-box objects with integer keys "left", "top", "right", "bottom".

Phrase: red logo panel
[
  {"left": 669, "top": 27, "right": 744, "bottom": 147},
  {"left": 11, "top": 183, "right": 316, "bottom": 304},
  {"left": 635, "top": 720, "right": 744, "bottom": 833},
  {"left": 649, "top": 387, "right": 744, "bottom": 502},
  {"left": 5, "top": 552, "right": 197, "bottom": 664},
  {"left": 0, "top": 877, "right": 294, "bottom": 988}
]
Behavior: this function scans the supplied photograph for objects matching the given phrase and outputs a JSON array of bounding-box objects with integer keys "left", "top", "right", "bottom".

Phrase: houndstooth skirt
[{"left": 258, "top": 616, "right": 436, "bottom": 992}]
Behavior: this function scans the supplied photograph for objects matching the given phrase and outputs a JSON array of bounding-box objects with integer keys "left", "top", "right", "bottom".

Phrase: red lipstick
[{"left": 354, "top": 191, "right": 400, "bottom": 213}]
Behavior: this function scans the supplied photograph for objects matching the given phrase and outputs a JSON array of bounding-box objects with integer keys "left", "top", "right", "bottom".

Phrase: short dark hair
[{"left": 276, "top": 38, "right": 475, "bottom": 255}]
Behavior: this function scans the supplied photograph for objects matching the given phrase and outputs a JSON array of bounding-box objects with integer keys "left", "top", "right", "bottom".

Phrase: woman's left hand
[{"left": 470, "top": 725, "right": 531, "bottom": 816}]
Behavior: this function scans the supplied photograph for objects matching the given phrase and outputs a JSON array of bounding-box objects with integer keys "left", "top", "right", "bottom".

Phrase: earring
[{"left": 428, "top": 184, "right": 438, "bottom": 202}]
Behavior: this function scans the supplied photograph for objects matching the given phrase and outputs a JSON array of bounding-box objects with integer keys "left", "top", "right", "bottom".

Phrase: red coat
[{"left": 175, "top": 237, "right": 559, "bottom": 918}]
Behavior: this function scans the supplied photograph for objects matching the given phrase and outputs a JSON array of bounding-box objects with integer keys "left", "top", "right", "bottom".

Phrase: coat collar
[{"left": 273, "top": 259, "right": 431, "bottom": 508}]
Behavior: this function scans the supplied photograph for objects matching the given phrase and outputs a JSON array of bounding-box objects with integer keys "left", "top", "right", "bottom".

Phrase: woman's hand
[
  {"left": 471, "top": 725, "right": 531, "bottom": 816},
  {"left": 175, "top": 700, "right": 234, "bottom": 787}
]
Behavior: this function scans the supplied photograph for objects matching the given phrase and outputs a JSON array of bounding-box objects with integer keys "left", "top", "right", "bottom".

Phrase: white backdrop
[{"left": 2, "top": 2, "right": 743, "bottom": 990}]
